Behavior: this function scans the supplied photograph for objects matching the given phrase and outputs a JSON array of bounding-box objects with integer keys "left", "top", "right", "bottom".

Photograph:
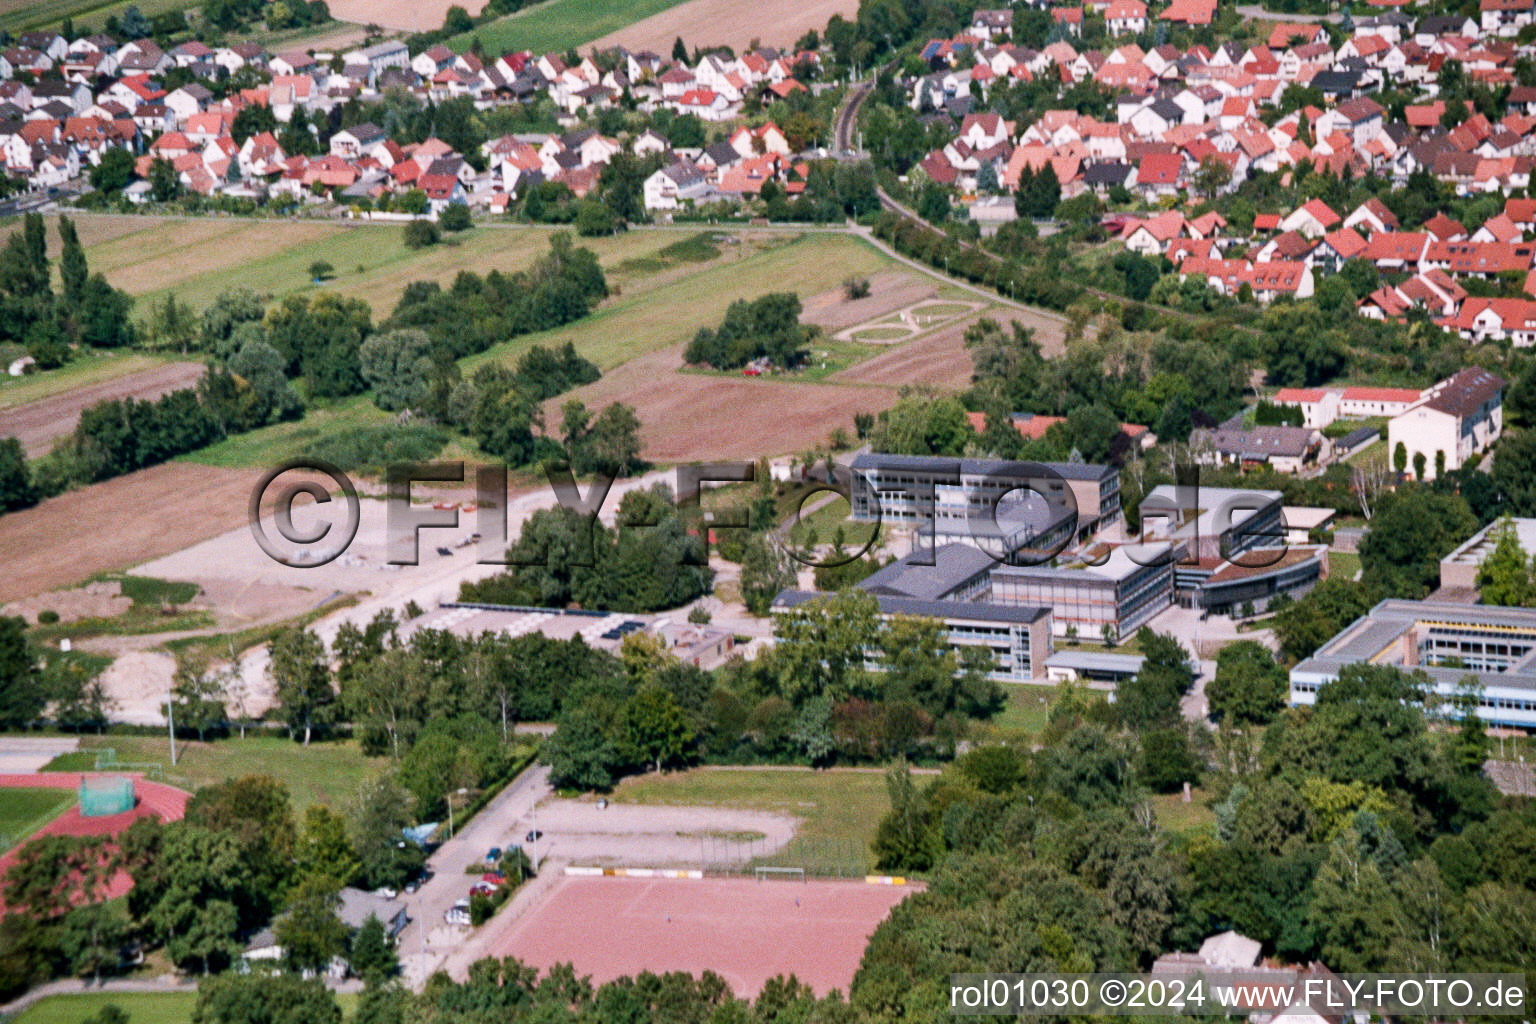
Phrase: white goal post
[{"left": 754, "top": 866, "right": 807, "bottom": 882}]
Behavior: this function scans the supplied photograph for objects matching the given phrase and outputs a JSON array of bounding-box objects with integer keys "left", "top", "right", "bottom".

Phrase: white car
[{"left": 445, "top": 899, "right": 472, "bottom": 926}]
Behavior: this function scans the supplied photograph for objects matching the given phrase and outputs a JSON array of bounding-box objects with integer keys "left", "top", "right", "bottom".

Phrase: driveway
[{"left": 396, "top": 763, "right": 555, "bottom": 987}]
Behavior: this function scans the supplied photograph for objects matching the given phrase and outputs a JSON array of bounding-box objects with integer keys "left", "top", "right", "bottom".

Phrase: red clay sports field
[{"left": 485, "top": 874, "right": 915, "bottom": 997}]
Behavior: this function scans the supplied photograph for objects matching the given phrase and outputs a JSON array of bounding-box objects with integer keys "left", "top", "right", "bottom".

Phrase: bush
[
  {"left": 469, "top": 891, "right": 496, "bottom": 926},
  {"left": 843, "top": 276, "right": 871, "bottom": 299},
  {"left": 439, "top": 204, "right": 472, "bottom": 232},
  {"left": 301, "top": 425, "right": 449, "bottom": 475},
  {"left": 574, "top": 199, "right": 618, "bottom": 236},
  {"left": 403, "top": 219, "right": 440, "bottom": 249},
  {"left": 36, "top": 610, "right": 59, "bottom": 625}
]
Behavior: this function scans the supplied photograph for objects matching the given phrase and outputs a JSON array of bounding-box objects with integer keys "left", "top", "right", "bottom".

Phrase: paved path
[
  {"left": 1235, "top": 4, "right": 1342, "bottom": 21},
  {"left": 396, "top": 763, "right": 555, "bottom": 988}
]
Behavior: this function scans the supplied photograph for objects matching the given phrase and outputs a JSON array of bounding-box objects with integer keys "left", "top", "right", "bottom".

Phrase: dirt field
[
  {"left": 549, "top": 344, "right": 898, "bottom": 462},
  {"left": 800, "top": 271, "right": 937, "bottom": 332},
  {"left": 0, "top": 462, "right": 261, "bottom": 603},
  {"left": 0, "top": 361, "right": 205, "bottom": 457},
  {"left": 833, "top": 317, "right": 980, "bottom": 391},
  {"left": 588, "top": 0, "right": 858, "bottom": 53},
  {"left": 530, "top": 799, "right": 796, "bottom": 867},
  {"left": 327, "top": 0, "right": 487, "bottom": 29},
  {"left": 485, "top": 874, "right": 912, "bottom": 997}
]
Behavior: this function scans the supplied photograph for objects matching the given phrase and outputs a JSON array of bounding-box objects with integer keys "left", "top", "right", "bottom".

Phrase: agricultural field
[
  {"left": 0, "top": 350, "right": 181, "bottom": 411},
  {"left": 448, "top": 0, "right": 691, "bottom": 55},
  {"left": 0, "top": 462, "right": 261, "bottom": 603},
  {"left": 0, "top": 359, "right": 205, "bottom": 458},
  {"left": 0, "top": 0, "right": 189, "bottom": 33},
  {"left": 604, "top": 767, "right": 891, "bottom": 874},
  {"left": 46, "top": 734, "right": 384, "bottom": 816},
  {"left": 0, "top": 787, "right": 75, "bottom": 850},
  {"left": 586, "top": 0, "right": 861, "bottom": 54}
]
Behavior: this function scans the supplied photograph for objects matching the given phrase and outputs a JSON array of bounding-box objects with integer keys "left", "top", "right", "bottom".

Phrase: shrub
[
  {"left": 439, "top": 204, "right": 472, "bottom": 232},
  {"left": 37, "top": 610, "right": 59, "bottom": 624},
  {"left": 403, "top": 219, "right": 440, "bottom": 249},
  {"left": 843, "top": 276, "right": 871, "bottom": 300}
]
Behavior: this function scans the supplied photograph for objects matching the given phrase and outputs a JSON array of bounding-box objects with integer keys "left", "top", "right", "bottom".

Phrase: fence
[{"left": 693, "top": 834, "right": 872, "bottom": 879}]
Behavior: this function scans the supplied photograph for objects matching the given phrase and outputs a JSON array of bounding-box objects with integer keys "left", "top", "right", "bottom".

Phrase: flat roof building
[
  {"left": 1440, "top": 517, "right": 1536, "bottom": 590},
  {"left": 1291, "top": 599, "right": 1536, "bottom": 728}
]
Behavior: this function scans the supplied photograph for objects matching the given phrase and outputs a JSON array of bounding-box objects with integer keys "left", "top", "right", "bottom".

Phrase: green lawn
[
  {"left": 1147, "top": 787, "right": 1216, "bottom": 836},
  {"left": 0, "top": 787, "right": 75, "bottom": 850},
  {"left": 465, "top": 233, "right": 892, "bottom": 374},
  {"left": 448, "top": 0, "right": 691, "bottom": 54},
  {"left": 785, "top": 492, "right": 879, "bottom": 549},
  {"left": 181, "top": 395, "right": 391, "bottom": 470},
  {"left": 1327, "top": 549, "right": 1361, "bottom": 581},
  {"left": 986, "top": 684, "right": 1061, "bottom": 736},
  {"left": 47, "top": 735, "right": 385, "bottom": 817},
  {"left": 12, "top": 990, "right": 360, "bottom": 1024},
  {"left": 605, "top": 767, "right": 891, "bottom": 875},
  {"left": 0, "top": 351, "right": 180, "bottom": 411}
]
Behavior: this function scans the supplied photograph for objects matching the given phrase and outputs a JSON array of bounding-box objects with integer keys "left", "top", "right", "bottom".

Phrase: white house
[{"left": 1387, "top": 368, "right": 1505, "bottom": 479}]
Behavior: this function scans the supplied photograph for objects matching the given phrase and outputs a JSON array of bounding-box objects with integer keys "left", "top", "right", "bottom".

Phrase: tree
[
  {"left": 172, "top": 662, "right": 227, "bottom": 741},
  {"left": 57, "top": 216, "right": 88, "bottom": 309},
  {"left": 1492, "top": 429, "right": 1536, "bottom": 516},
  {"left": 672, "top": 36, "right": 689, "bottom": 61},
  {"left": 574, "top": 198, "right": 618, "bottom": 236},
  {"left": 359, "top": 329, "right": 434, "bottom": 413},
  {"left": 1359, "top": 488, "right": 1478, "bottom": 598},
  {"left": 89, "top": 147, "right": 135, "bottom": 193},
  {"left": 149, "top": 157, "right": 181, "bottom": 202},
  {"left": 349, "top": 914, "right": 398, "bottom": 981},
  {"left": 0, "top": 617, "right": 42, "bottom": 728},
  {"left": 1273, "top": 577, "right": 1374, "bottom": 663},
  {"left": 193, "top": 972, "right": 342, "bottom": 1024},
  {"left": 1191, "top": 155, "right": 1232, "bottom": 198},
  {"left": 308, "top": 260, "right": 334, "bottom": 282},
  {"left": 565, "top": 401, "right": 644, "bottom": 477},
  {"left": 625, "top": 685, "right": 695, "bottom": 771},
  {"left": 1394, "top": 441, "right": 1408, "bottom": 475},
  {"left": 296, "top": 805, "right": 359, "bottom": 890},
  {"left": 58, "top": 902, "right": 130, "bottom": 984},
  {"left": 402, "top": 219, "right": 439, "bottom": 249},
  {"left": 351, "top": 776, "right": 424, "bottom": 891},
  {"left": 439, "top": 204, "right": 472, "bottom": 231},
  {"left": 1137, "top": 727, "right": 1201, "bottom": 792},
  {"left": 545, "top": 704, "right": 620, "bottom": 790},
  {"left": 0, "top": 438, "right": 36, "bottom": 514},
  {"left": 442, "top": 3, "right": 473, "bottom": 32},
  {"left": 1208, "top": 640, "right": 1288, "bottom": 726},
  {"left": 276, "top": 878, "right": 349, "bottom": 975},
  {"left": 1476, "top": 517, "right": 1535, "bottom": 606},
  {"left": 133, "top": 824, "right": 251, "bottom": 973},
  {"left": 268, "top": 627, "right": 336, "bottom": 745},
  {"left": 739, "top": 534, "right": 796, "bottom": 616}
]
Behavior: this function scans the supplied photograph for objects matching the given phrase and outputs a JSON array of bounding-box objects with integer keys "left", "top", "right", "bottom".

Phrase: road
[{"left": 397, "top": 762, "right": 555, "bottom": 988}]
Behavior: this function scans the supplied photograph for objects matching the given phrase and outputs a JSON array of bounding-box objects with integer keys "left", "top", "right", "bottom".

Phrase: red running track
[
  {"left": 0, "top": 773, "right": 190, "bottom": 912},
  {"left": 483, "top": 875, "right": 915, "bottom": 998}
]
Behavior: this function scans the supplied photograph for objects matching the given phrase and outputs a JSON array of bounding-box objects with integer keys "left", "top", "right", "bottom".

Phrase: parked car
[
  {"left": 481, "top": 873, "right": 505, "bottom": 885},
  {"left": 524, "top": 830, "right": 543, "bottom": 842},
  {"left": 470, "top": 880, "right": 498, "bottom": 896},
  {"left": 484, "top": 847, "right": 502, "bottom": 864},
  {"left": 378, "top": 886, "right": 398, "bottom": 900},
  {"left": 446, "top": 899, "right": 472, "bottom": 926}
]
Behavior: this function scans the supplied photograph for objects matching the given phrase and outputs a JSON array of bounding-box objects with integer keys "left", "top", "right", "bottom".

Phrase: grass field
[
  {"left": 986, "top": 684, "right": 1060, "bottom": 736},
  {"left": 1327, "top": 549, "right": 1361, "bottom": 581},
  {"left": 607, "top": 767, "right": 890, "bottom": 873},
  {"left": 448, "top": 0, "right": 690, "bottom": 54},
  {"left": 785, "top": 493, "right": 878, "bottom": 549},
  {"left": 0, "top": 787, "right": 75, "bottom": 850},
  {"left": 46, "top": 735, "right": 384, "bottom": 815},
  {"left": 1148, "top": 787, "right": 1216, "bottom": 835},
  {"left": 11, "top": 990, "right": 361, "bottom": 1024},
  {"left": 466, "top": 232, "right": 891, "bottom": 374},
  {"left": 56, "top": 215, "right": 689, "bottom": 319},
  {"left": 0, "top": 0, "right": 189, "bottom": 33},
  {"left": 0, "top": 351, "right": 179, "bottom": 411}
]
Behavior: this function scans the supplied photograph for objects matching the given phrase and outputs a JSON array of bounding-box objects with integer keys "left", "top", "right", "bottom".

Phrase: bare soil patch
[
  {"left": 834, "top": 317, "right": 980, "bottom": 390},
  {"left": 0, "top": 463, "right": 261, "bottom": 603},
  {"left": 0, "top": 581, "right": 130, "bottom": 625},
  {"left": 588, "top": 0, "right": 859, "bottom": 57},
  {"left": 548, "top": 344, "right": 900, "bottom": 462},
  {"left": 800, "top": 271, "right": 936, "bottom": 332},
  {"left": 327, "top": 0, "right": 488, "bottom": 29},
  {"left": 0, "top": 361, "right": 205, "bottom": 457}
]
